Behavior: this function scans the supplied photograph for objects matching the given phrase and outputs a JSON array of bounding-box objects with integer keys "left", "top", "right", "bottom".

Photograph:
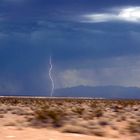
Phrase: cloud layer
[
  {"left": 1, "top": 1, "right": 140, "bottom": 95},
  {"left": 83, "top": 7, "right": 140, "bottom": 23}
]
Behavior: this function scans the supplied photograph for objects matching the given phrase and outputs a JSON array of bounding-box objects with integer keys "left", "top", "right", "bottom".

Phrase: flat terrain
[{"left": 0, "top": 97, "right": 140, "bottom": 140}]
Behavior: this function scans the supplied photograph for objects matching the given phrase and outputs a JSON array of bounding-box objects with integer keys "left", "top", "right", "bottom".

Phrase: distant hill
[
  {"left": 1, "top": 85, "right": 140, "bottom": 99},
  {"left": 54, "top": 85, "right": 140, "bottom": 99}
]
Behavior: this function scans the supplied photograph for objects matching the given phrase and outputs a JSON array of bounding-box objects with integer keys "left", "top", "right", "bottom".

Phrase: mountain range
[
  {"left": 54, "top": 85, "right": 140, "bottom": 99},
  {"left": 1, "top": 85, "right": 140, "bottom": 99}
]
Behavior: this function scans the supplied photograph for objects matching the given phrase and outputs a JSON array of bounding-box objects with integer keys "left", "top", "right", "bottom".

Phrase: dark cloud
[{"left": 1, "top": 0, "right": 140, "bottom": 94}]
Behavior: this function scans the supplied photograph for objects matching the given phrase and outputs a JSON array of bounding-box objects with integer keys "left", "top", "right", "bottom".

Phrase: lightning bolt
[{"left": 49, "top": 56, "right": 54, "bottom": 97}]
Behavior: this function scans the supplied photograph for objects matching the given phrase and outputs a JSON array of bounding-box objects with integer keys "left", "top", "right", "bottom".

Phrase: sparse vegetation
[
  {"left": 0, "top": 97, "right": 140, "bottom": 139},
  {"left": 127, "top": 122, "right": 140, "bottom": 134}
]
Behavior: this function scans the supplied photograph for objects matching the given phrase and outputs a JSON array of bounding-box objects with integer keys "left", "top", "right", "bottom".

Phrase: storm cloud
[{"left": 1, "top": 0, "right": 140, "bottom": 95}]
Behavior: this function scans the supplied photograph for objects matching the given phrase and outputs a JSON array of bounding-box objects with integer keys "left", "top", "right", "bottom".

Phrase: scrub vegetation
[{"left": 0, "top": 97, "right": 140, "bottom": 139}]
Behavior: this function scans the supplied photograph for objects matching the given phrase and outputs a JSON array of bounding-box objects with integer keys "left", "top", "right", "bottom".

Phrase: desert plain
[{"left": 0, "top": 97, "right": 139, "bottom": 140}]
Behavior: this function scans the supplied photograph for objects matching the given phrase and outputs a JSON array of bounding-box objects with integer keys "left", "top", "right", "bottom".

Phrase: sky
[{"left": 1, "top": 0, "right": 140, "bottom": 95}]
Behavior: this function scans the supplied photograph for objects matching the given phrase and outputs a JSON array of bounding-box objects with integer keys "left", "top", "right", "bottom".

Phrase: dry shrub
[
  {"left": 112, "top": 105, "right": 123, "bottom": 112},
  {"left": 90, "top": 102, "right": 98, "bottom": 108},
  {"left": 34, "top": 107, "right": 65, "bottom": 127},
  {"left": 94, "top": 108, "right": 103, "bottom": 117},
  {"left": 61, "top": 125, "right": 89, "bottom": 134},
  {"left": 91, "top": 129, "right": 106, "bottom": 137},
  {"left": 11, "top": 108, "right": 29, "bottom": 116},
  {"left": 72, "top": 107, "right": 85, "bottom": 115},
  {"left": 0, "top": 108, "right": 8, "bottom": 114},
  {"left": 76, "top": 119, "right": 89, "bottom": 128},
  {"left": 4, "top": 122, "right": 16, "bottom": 126},
  {"left": 111, "top": 125, "right": 118, "bottom": 130},
  {"left": 127, "top": 122, "right": 140, "bottom": 134},
  {"left": 98, "top": 119, "right": 110, "bottom": 126}
]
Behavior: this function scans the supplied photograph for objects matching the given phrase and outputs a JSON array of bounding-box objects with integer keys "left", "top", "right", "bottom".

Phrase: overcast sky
[{"left": 1, "top": 0, "right": 140, "bottom": 95}]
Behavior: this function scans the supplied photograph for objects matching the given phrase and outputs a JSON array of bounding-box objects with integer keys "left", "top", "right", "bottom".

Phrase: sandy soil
[{"left": 0, "top": 127, "right": 137, "bottom": 140}]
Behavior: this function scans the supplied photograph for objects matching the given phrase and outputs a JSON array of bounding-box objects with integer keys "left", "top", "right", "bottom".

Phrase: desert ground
[{"left": 0, "top": 97, "right": 140, "bottom": 140}]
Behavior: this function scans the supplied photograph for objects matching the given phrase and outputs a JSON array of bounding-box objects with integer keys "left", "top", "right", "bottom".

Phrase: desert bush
[
  {"left": 90, "top": 102, "right": 98, "bottom": 108},
  {"left": 4, "top": 122, "right": 16, "bottom": 126},
  {"left": 127, "top": 122, "right": 140, "bottom": 134},
  {"left": 98, "top": 119, "right": 110, "bottom": 126},
  {"left": 72, "top": 107, "right": 85, "bottom": 115},
  {"left": 91, "top": 129, "right": 105, "bottom": 137},
  {"left": 34, "top": 107, "right": 65, "bottom": 127},
  {"left": 94, "top": 108, "right": 103, "bottom": 117},
  {"left": 0, "top": 108, "right": 7, "bottom": 114},
  {"left": 61, "top": 125, "right": 89, "bottom": 134}
]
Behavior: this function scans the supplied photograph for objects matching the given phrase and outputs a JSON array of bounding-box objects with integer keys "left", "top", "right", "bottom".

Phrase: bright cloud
[{"left": 83, "top": 7, "right": 140, "bottom": 23}]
